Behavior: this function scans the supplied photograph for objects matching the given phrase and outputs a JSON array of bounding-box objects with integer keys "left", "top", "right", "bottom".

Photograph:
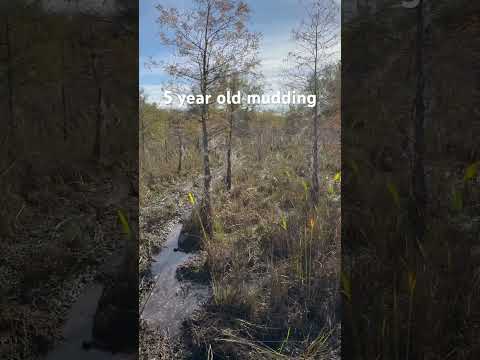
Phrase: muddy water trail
[
  {"left": 140, "top": 221, "right": 210, "bottom": 336},
  {"left": 45, "top": 283, "right": 134, "bottom": 360},
  {"left": 45, "top": 220, "right": 135, "bottom": 360}
]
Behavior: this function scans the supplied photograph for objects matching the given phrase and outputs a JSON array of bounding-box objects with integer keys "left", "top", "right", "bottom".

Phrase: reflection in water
[{"left": 141, "top": 224, "right": 210, "bottom": 336}]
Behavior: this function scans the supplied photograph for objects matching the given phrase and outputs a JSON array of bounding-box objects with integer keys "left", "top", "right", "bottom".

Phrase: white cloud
[
  {"left": 141, "top": 84, "right": 167, "bottom": 105},
  {"left": 260, "top": 34, "right": 296, "bottom": 92}
]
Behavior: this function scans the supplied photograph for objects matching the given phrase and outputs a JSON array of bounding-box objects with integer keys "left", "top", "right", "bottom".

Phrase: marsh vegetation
[{"left": 139, "top": 1, "right": 341, "bottom": 358}]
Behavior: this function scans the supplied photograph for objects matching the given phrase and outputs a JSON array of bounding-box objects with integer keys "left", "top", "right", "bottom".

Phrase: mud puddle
[
  {"left": 140, "top": 223, "right": 210, "bottom": 337},
  {"left": 45, "top": 283, "right": 135, "bottom": 360}
]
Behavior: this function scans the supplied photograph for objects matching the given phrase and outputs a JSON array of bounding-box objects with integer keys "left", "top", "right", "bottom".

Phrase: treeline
[
  {"left": 0, "top": 12, "right": 137, "bottom": 229},
  {"left": 139, "top": 93, "right": 308, "bottom": 183},
  {"left": 140, "top": 56, "right": 339, "bottom": 187}
]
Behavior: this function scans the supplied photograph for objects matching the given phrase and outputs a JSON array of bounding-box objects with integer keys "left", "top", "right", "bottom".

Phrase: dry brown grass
[
  {"left": 186, "top": 137, "right": 341, "bottom": 359},
  {"left": 0, "top": 165, "right": 131, "bottom": 359}
]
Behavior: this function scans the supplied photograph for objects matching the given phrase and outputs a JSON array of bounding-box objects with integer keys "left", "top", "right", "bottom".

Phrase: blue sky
[{"left": 140, "top": 0, "right": 340, "bottom": 105}]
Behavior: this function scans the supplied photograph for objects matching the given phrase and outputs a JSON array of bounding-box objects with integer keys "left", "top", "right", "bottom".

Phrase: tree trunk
[
  {"left": 311, "top": 27, "right": 320, "bottom": 204},
  {"left": 225, "top": 106, "right": 233, "bottom": 190},
  {"left": 312, "top": 105, "right": 320, "bottom": 203},
  {"left": 91, "top": 52, "right": 103, "bottom": 163},
  {"left": 164, "top": 139, "right": 168, "bottom": 162},
  {"left": 4, "top": 17, "right": 16, "bottom": 166},
  {"left": 257, "top": 132, "right": 263, "bottom": 162},
  {"left": 6, "top": 18, "right": 14, "bottom": 130},
  {"left": 199, "top": 2, "right": 213, "bottom": 236},
  {"left": 140, "top": 111, "right": 146, "bottom": 172},
  {"left": 90, "top": 25, "right": 103, "bottom": 163},
  {"left": 177, "top": 135, "right": 183, "bottom": 174},
  {"left": 410, "top": 0, "right": 430, "bottom": 249},
  {"left": 94, "top": 85, "right": 103, "bottom": 162},
  {"left": 61, "top": 38, "right": 68, "bottom": 142},
  {"left": 200, "top": 105, "right": 212, "bottom": 235}
]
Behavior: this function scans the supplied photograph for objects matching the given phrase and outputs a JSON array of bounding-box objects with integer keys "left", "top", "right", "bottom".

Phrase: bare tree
[
  {"left": 139, "top": 88, "right": 147, "bottom": 171},
  {"left": 5, "top": 18, "right": 15, "bottom": 130},
  {"left": 220, "top": 71, "right": 260, "bottom": 190},
  {"left": 0, "top": 17, "right": 17, "bottom": 171},
  {"left": 409, "top": 0, "right": 431, "bottom": 248},
  {"left": 61, "top": 34, "right": 69, "bottom": 142},
  {"left": 157, "top": 0, "right": 259, "bottom": 234},
  {"left": 288, "top": 0, "right": 340, "bottom": 203},
  {"left": 89, "top": 24, "right": 105, "bottom": 163},
  {"left": 224, "top": 75, "right": 237, "bottom": 189}
]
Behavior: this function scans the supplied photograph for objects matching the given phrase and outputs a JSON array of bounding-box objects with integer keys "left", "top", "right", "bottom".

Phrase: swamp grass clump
[{"left": 187, "top": 146, "right": 341, "bottom": 359}]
